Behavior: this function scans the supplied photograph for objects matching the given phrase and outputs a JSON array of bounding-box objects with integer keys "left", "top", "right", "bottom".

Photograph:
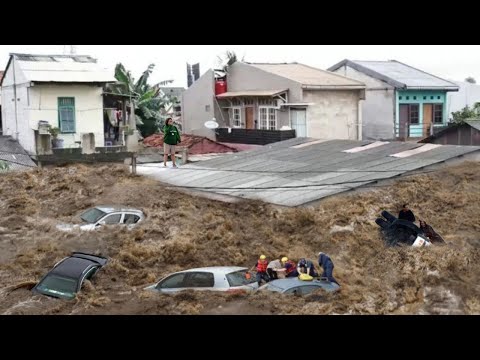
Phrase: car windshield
[
  {"left": 226, "top": 270, "right": 256, "bottom": 287},
  {"left": 80, "top": 208, "right": 106, "bottom": 224},
  {"left": 35, "top": 275, "right": 78, "bottom": 300}
]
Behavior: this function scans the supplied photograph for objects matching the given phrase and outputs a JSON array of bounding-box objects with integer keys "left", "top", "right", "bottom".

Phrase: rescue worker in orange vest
[
  {"left": 277, "top": 257, "right": 299, "bottom": 278},
  {"left": 251, "top": 255, "right": 270, "bottom": 285}
]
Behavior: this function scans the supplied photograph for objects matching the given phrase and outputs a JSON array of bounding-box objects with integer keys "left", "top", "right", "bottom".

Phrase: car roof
[
  {"left": 177, "top": 266, "right": 247, "bottom": 274},
  {"left": 265, "top": 278, "right": 331, "bottom": 290},
  {"left": 50, "top": 257, "right": 99, "bottom": 279},
  {"left": 94, "top": 205, "right": 144, "bottom": 214}
]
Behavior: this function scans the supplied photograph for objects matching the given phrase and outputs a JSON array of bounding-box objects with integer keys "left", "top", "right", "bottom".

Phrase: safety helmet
[
  {"left": 281, "top": 257, "right": 288, "bottom": 263},
  {"left": 260, "top": 255, "right": 266, "bottom": 260}
]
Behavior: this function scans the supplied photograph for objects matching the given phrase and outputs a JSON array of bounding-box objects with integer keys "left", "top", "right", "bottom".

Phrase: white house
[{"left": 0, "top": 53, "right": 115, "bottom": 154}]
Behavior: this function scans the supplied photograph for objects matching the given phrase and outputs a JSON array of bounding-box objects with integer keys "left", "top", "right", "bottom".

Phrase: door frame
[{"left": 289, "top": 107, "right": 308, "bottom": 137}]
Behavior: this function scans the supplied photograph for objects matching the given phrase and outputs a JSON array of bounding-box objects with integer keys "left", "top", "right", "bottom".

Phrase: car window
[
  {"left": 184, "top": 272, "right": 214, "bottom": 288},
  {"left": 226, "top": 270, "right": 257, "bottom": 287},
  {"left": 81, "top": 208, "right": 106, "bottom": 224},
  {"left": 157, "top": 273, "right": 187, "bottom": 289},
  {"left": 35, "top": 275, "right": 78, "bottom": 299},
  {"left": 84, "top": 267, "right": 98, "bottom": 280},
  {"left": 101, "top": 213, "right": 122, "bottom": 225},
  {"left": 123, "top": 214, "right": 140, "bottom": 224},
  {"left": 297, "top": 285, "right": 322, "bottom": 295},
  {"left": 284, "top": 286, "right": 302, "bottom": 295}
]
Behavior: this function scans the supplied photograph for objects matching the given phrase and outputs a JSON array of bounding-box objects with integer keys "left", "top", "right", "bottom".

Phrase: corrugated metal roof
[
  {"left": 335, "top": 60, "right": 458, "bottom": 90},
  {"left": 13, "top": 54, "right": 115, "bottom": 83},
  {"left": 217, "top": 89, "right": 288, "bottom": 98},
  {"left": 0, "top": 136, "right": 37, "bottom": 171},
  {"left": 465, "top": 120, "right": 480, "bottom": 131},
  {"left": 248, "top": 63, "right": 365, "bottom": 88},
  {"left": 138, "top": 138, "right": 480, "bottom": 207}
]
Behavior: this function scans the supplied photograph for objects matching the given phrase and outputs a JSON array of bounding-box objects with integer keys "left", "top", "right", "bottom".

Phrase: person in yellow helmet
[
  {"left": 250, "top": 254, "right": 270, "bottom": 285},
  {"left": 277, "top": 257, "right": 298, "bottom": 278}
]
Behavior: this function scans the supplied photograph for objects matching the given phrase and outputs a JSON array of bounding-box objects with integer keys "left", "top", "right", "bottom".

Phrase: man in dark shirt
[
  {"left": 318, "top": 252, "right": 339, "bottom": 285},
  {"left": 297, "top": 258, "right": 318, "bottom": 277},
  {"left": 398, "top": 204, "right": 416, "bottom": 223}
]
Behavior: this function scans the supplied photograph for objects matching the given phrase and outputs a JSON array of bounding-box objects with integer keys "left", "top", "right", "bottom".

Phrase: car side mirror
[{"left": 97, "top": 221, "right": 106, "bottom": 226}]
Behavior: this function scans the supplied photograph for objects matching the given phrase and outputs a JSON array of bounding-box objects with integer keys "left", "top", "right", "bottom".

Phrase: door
[
  {"left": 423, "top": 104, "right": 433, "bottom": 137},
  {"left": 291, "top": 109, "right": 307, "bottom": 137},
  {"left": 245, "top": 107, "right": 254, "bottom": 129},
  {"left": 399, "top": 104, "right": 409, "bottom": 140}
]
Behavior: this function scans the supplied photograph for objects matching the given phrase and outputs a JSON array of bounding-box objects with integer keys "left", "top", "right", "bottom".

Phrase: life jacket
[
  {"left": 257, "top": 260, "right": 268, "bottom": 273},
  {"left": 285, "top": 260, "right": 297, "bottom": 275}
]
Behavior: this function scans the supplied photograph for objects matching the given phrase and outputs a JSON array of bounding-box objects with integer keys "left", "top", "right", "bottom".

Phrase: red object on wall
[{"left": 215, "top": 79, "right": 227, "bottom": 95}]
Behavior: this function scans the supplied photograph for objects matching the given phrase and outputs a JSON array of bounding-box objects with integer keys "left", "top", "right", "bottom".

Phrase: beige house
[
  {"left": 0, "top": 53, "right": 115, "bottom": 154},
  {"left": 183, "top": 62, "right": 366, "bottom": 143}
]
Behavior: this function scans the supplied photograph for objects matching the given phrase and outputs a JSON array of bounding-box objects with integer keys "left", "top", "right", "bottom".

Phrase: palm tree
[
  {"left": 216, "top": 50, "right": 244, "bottom": 74},
  {"left": 108, "top": 63, "right": 174, "bottom": 136}
]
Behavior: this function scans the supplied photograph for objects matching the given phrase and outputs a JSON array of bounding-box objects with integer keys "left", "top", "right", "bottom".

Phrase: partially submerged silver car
[
  {"left": 258, "top": 278, "right": 340, "bottom": 295},
  {"left": 145, "top": 266, "right": 259, "bottom": 294},
  {"left": 57, "top": 206, "right": 145, "bottom": 232}
]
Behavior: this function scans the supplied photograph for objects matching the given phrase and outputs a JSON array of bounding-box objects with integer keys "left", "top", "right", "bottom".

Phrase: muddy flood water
[{"left": 0, "top": 162, "right": 479, "bottom": 315}]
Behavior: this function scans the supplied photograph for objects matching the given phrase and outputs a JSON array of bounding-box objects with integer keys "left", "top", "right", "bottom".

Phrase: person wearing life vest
[
  {"left": 251, "top": 255, "right": 270, "bottom": 285},
  {"left": 318, "top": 252, "right": 339, "bottom": 285},
  {"left": 297, "top": 258, "right": 318, "bottom": 277},
  {"left": 278, "top": 257, "right": 298, "bottom": 278}
]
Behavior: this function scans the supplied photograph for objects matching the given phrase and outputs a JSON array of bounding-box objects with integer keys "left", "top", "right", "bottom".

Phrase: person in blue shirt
[
  {"left": 297, "top": 258, "right": 318, "bottom": 277},
  {"left": 318, "top": 252, "right": 339, "bottom": 285}
]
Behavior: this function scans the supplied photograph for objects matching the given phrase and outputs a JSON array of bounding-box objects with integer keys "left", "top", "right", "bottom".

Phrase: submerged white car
[
  {"left": 145, "top": 267, "right": 259, "bottom": 294},
  {"left": 56, "top": 206, "right": 145, "bottom": 232}
]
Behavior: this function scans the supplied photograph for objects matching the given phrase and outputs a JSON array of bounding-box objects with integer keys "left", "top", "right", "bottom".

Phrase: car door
[
  {"left": 96, "top": 213, "right": 122, "bottom": 228},
  {"left": 182, "top": 272, "right": 215, "bottom": 291},
  {"left": 155, "top": 273, "right": 188, "bottom": 294},
  {"left": 123, "top": 213, "right": 141, "bottom": 228}
]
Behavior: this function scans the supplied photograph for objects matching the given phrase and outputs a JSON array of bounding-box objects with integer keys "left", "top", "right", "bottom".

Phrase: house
[
  {"left": 182, "top": 62, "right": 366, "bottom": 144},
  {"left": 447, "top": 81, "right": 480, "bottom": 118},
  {"left": 0, "top": 53, "right": 116, "bottom": 154},
  {"left": 328, "top": 60, "right": 459, "bottom": 141},
  {"left": 0, "top": 135, "right": 37, "bottom": 171},
  {"left": 420, "top": 120, "right": 480, "bottom": 146}
]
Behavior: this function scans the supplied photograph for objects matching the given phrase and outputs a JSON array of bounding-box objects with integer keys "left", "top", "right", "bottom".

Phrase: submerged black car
[{"left": 32, "top": 252, "right": 108, "bottom": 300}]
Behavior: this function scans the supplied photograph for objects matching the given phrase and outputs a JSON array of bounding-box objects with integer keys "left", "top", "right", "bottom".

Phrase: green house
[{"left": 328, "top": 60, "right": 459, "bottom": 140}]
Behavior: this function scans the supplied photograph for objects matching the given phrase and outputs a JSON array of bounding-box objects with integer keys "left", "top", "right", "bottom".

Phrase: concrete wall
[
  {"left": 331, "top": 65, "right": 395, "bottom": 140},
  {"left": 303, "top": 90, "right": 360, "bottom": 140},
  {"left": 182, "top": 69, "right": 215, "bottom": 139},
  {"left": 227, "top": 62, "right": 303, "bottom": 102},
  {"left": 447, "top": 81, "right": 480, "bottom": 118},
  {"left": 29, "top": 84, "right": 104, "bottom": 148}
]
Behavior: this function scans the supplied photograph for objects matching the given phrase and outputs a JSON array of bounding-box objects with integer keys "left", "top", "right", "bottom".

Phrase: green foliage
[{"left": 451, "top": 103, "right": 480, "bottom": 123}]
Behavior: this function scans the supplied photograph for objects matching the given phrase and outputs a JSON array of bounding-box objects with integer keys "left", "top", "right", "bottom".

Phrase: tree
[
  {"left": 451, "top": 102, "right": 480, "bottom": 123},
  {"left": 465, "top": 77, "right": 476, "bottom": 84},
  {"left": 216, "top": 50, "right": 245, "bottom": 73},
  {"left": 108, "top": 63, "right": 175, "bottom": 137}
]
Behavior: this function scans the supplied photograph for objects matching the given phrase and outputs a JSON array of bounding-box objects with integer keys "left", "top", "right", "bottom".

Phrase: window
[
  {"left": 434, "top": 104, "right": 443, "bottom": 124},
  {"left": 184, "top": 272, "right": 215, "bottom": 288},
  {"left": 226, "top": 270, "right": 257, "bottom": 287},
  {"left": 123, "top": 214, "right": 140, "bottom": 224},
  {"left": 409, "top": 104, "right": 419, "bottom": 124},
  {"left": 399, "top": 96, "right": 403, "bottom": 100},
  {"left": 259, "top": 107, "right": 277, "bottom": 130},
  {"left": 81, "top": 208, "right": 106, "bottom": 224},
  {"left": 157, "top": 273, "right": 187, "bottom": 289},
  {"left": 102, "top": 214, "right": 122, "bottom": 224},
  {"left": 232, "top": 107, "right": 241, "bottom": 127},
  {"left": 58, "top": 97, "right": 75, "bottom": 133}
]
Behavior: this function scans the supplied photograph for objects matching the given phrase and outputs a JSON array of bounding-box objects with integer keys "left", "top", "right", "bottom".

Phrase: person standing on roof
[
  {"left": 266, "top": 258, "right": 282, "bottom": 280},
  {"left": 398, "top": 203, "right": 416, "bottom": 223},
  {"left": 297, "top": 258, "right": 318, "bottom": 277},
  {"left": 318, "top": 252, "right": 339, "bottom": 285},
  {"left": 163, "top": 117, "right": 181, "bottom": 168},
  {"left": 277, "top": 257, "right": 298, "bottom": 278},
  {"left": 251, "top": 255, "right": 270, "bottom": 285}
]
